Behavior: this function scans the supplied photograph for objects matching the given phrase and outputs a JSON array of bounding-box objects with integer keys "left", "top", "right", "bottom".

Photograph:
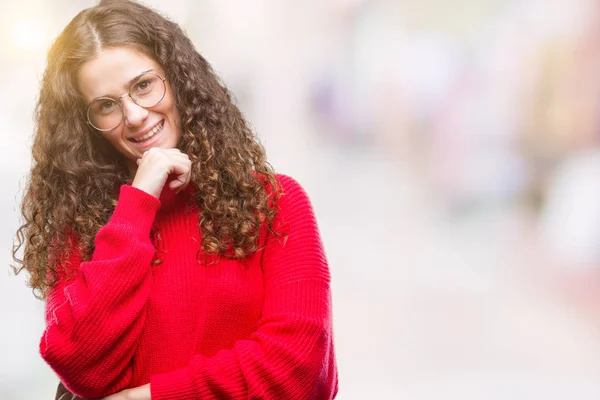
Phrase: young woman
[{"left": 13, "top": 0, "right": 338, "bottom": 399}]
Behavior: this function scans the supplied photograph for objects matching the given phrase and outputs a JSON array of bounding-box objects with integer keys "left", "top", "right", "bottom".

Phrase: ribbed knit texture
[{"left": 40, "top": 174, "right": 338, "bottom": 399}]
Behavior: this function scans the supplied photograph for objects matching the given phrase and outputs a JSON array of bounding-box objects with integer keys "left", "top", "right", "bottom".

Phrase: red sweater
[{"left": 40, "top": 174, "right": 338, "bottom": 399}]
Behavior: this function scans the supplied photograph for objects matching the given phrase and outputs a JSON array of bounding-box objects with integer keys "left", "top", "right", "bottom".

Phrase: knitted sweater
[{"left": 40, "top": 174, "right": 338, "bottom": 399}]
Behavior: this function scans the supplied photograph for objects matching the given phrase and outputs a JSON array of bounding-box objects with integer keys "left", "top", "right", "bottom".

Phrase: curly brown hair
[{"left": 12, "top": 0, "right": 282, "bottom": 299}]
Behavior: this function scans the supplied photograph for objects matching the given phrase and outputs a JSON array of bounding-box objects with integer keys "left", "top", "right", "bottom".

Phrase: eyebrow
[{"left": 91, "top": 69, "right": 155, "bottom": 102}]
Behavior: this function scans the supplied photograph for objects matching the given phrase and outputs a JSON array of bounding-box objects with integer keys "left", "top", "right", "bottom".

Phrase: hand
[
  {"left": 132, "top": 148, "right": 192, "bottom": 199},
  {"left": 101, "top": 383, "right": 151, "bottom": 400}
]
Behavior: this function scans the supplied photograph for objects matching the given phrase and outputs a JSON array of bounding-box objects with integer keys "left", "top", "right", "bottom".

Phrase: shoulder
[
  {"left": 273, "top": 174, "right": 315, "bottom": 212},
  {"left": 252, "top": 171, "right": 313, "bottom": 209},
  {"left": 260, "top": 174, "right": 329, "bottom": 281},
  {"left": 253, "top": 173, "right": 319, "bottom": 241},
  {"left": 275, "top": 174, "right": 309, "bottom": 197}
]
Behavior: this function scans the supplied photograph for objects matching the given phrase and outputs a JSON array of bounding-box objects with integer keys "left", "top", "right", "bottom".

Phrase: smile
[{"left": 130, "top": 121, "right": 164, "bottom": 143}]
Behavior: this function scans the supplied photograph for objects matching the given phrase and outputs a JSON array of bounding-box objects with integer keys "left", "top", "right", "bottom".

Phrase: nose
[{"left": 121, "top": 96, "right": 148, "bottom": 128}]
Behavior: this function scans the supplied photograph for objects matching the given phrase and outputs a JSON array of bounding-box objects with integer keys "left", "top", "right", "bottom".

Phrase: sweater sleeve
[
  {"left": 150, "top": 175, "right": 338, "bottom": 400},
  {"left": 40, "top": 185, "right": 161, "bottom": 399}
]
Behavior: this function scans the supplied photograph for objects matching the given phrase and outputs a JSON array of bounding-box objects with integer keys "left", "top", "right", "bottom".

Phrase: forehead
[{"left": 78, "top": 47, "right": 160, "bottom": 102}]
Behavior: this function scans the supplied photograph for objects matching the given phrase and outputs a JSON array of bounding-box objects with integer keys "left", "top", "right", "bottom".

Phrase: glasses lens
[
  {"left": 88, "top": 97, "right": 123, "bottom": 131},
  {"left": 130, "top": 73, "right": 166, "bottom": 108}
]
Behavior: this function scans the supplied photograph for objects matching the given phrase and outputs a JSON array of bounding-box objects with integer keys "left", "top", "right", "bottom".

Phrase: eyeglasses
[{"left": 86, "top": 72, "right": 167, "bottom": 131}]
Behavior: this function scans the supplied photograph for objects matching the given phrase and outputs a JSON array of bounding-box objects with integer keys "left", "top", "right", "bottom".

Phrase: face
[{"left": 78, "top": 47, "right": 181, "bottom": 172}]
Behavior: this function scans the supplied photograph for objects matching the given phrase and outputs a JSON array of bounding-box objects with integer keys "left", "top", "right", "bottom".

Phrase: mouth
[{"left": 129, "top": 120, "right": 164, "bottom": 143}]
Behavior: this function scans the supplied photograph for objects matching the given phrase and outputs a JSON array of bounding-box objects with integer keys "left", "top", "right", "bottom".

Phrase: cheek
[
  {"left": 103, "top": 131, "right": 125, "bottom": 147},
  {"left": 165, "top": 88, "right": 180, "bottom": 121},
  {"left": 167, "top": 102, "right": 181, "bottom": 127}
]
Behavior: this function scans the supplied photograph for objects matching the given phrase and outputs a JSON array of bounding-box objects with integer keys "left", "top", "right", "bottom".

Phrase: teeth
[{"left": 132, "top": 122, "right": 163, "bottom": 143}]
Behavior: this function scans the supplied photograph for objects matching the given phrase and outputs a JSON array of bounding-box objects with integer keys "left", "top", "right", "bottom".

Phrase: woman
[{"left": 12, "top": 0, "right": 338, "bottom": 399}]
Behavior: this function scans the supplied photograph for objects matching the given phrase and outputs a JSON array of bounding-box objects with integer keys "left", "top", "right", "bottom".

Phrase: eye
[
  {"left": 100, "top": 100, "right": 115, "bottom": 110},
  {"left": 91, "top": 98, "right": 118, "bottom": 115},
  {"left": 135, "top": 79, "right": 152, "bottom": 92}
]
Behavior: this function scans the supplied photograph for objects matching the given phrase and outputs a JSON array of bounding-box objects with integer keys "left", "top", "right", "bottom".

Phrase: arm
[
  {"left": 149, "top": 175, "right": 338, "bottom": 400},
  {"left": 41, "top": 185, "right": 160, "bottom": 398}
]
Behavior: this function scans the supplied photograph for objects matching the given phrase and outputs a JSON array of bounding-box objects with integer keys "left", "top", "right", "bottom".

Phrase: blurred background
[{"left": 2, "top": 0, "right": 600, "bottom": 398}]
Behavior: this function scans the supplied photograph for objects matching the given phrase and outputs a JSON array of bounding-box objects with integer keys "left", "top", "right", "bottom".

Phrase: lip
[
  {"left": 128, "top": 120, "right": 164, "bottom": 141},
  {"left": 128, "top": 120, "right": 165, "bottom": 148}
]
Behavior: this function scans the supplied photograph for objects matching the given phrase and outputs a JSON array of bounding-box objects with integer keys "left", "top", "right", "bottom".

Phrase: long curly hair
[{"left": 12, "top": 0, "right": 282, "bottom": 299}]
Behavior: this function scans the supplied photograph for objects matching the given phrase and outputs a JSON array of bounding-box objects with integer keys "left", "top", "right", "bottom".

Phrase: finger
[
  {"left": 164, "top": 148, "right": 190, "bottom": 158},
  {"left": 181, "top": 160, "right": 193, "bottom": 189},
  {"left": 182, "top": 159, "right": 192, "bottom": 187},
  {"left": 175, "top": 174, "right": 192, "bottom": 193},
  {"left": 167, "top": 160, "right": 191, "bottom": 190},
  {"left": 169, "top": 170, "right": 189, "bottom": 185},
  {"left": 170, "top": 178, "right": 188, "bottom": 193},
  {"left": 169, "top": 160, "right": 190, "bottom": 180},
  {"left": 169, "top": 152, "right": 191, "bottom": 163},
  {"left": 169, "top": 180, "right": 180, "bottom": 189}
]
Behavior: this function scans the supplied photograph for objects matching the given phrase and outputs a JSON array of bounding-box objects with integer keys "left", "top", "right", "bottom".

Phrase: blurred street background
[{"left": 2, "top": 0, "right": 600, "bottom": 398}]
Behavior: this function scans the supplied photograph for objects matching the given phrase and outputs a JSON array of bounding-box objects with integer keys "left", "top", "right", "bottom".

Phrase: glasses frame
[{"left": 86, "top": 72, "right": 167, "bottom": 132}]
